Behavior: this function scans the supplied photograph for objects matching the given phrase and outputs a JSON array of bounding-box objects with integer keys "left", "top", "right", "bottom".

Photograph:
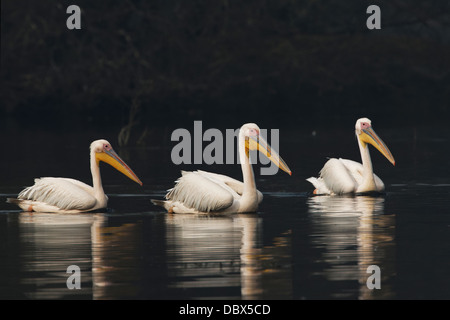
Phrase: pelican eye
[{"left": 360, "top": 122, "right": 370, "bottom": 129}]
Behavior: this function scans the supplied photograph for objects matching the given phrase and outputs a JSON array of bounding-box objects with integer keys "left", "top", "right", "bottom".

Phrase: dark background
[
  {"left": 1, "top": 1, "right": 450, "bottom": 301},
  {"left": 1, "top": 0, "right": 449, "bottom": 146}
]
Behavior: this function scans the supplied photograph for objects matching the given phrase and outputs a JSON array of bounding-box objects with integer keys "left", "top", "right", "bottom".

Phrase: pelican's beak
[
  {"left": 96, "top": 148, "right": 143, "bottom": 185},
  {"left": 359, "top": 127, "right": 396, "bottom": 166},
  {"left": 247, "top": 134, "right": 292, "bottom": 175}
]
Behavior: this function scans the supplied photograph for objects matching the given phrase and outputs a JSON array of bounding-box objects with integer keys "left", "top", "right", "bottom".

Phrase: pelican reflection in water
[
  {"left": 307, "top": 195, "right": 395, "bottom": 299},
  {"left": 16, "top": 212, "right": 149, "bottom": 299},
  {"left": 165, "top": 213, "right": 292, "bottom": 299}
]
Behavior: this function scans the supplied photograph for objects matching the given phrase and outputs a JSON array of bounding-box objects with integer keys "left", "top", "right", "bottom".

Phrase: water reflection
[
  {"left": 307, "top": 195, "right": 396, "bottom": 299},
  {"left": 165, "top": 213, "right": 292, "bottom": 299},
  {"left": 17, "top": 212, "right": 99, "bottom": 299},
  {"left": 7, "top": 194, "right": 396, "bottom": 300},
  {"left": 10, "top": 208, "right": 293, "bottom": 299},
  {"left": 91, "top": 215, "right": 144, "bottom": 300},
  {"left": 14, "top": 211, "right": 167, "bottom": 299}
]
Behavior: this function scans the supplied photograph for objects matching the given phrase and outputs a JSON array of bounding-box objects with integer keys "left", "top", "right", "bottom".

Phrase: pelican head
[
  {"left": 241, "top": 123, "right": 292, "bottom": 175},
  {"left": 355, "top": 118, "right": 395, "bottom": 166},
  {"left": 91, "top": 139, "right": 143, "bottom": 185}
]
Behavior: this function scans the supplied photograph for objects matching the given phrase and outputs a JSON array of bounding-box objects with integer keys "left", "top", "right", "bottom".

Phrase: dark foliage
[{"left": 1, "top": 0, "right": 449, "bottom": 144}]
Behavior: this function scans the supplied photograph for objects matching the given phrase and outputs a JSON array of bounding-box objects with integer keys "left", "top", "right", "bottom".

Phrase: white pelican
[
  {"left": 7, "top": 139, "right": 142, "bottom": 213},
  {"left": 152, "top": 123, "right": 292, "bottom": 214},
  {"left": 307, "top": 118, "right": 395, "bottom": 195}
]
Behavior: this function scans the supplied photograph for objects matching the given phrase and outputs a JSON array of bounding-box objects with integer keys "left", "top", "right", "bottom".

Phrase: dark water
[{"left": 0, "top": 125, "right": 449, "bottom": 300}]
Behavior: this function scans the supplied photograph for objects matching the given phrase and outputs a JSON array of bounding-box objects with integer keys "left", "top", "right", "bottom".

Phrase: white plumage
[
  {"left": 155, "top": 170, "right": 263, "bottom": 214},
  {"left": 7, "top": 139, "right": 142, "bottom": 213},
  {"left": 307, "top": 118, "right": 395, "bottom": 195},
  {"left": 14, "top": 178, "right": 98, "bottom": 212},
  {"left": 152, "top": 123, "right": 291, "bottom": 214},
  {"left": 307, "top": 158, "right": 385, "bottom": 195}
]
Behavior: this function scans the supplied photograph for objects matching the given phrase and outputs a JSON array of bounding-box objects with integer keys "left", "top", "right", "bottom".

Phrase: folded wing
[
  {"left": 165, "top": 171, "right": 235, "bottom": 212},
  {"left": 196, "top": 170, "right": 263, "bottom": 203},
  {"left": 16, "top": 177, "right": 97, "bottom": 211}
]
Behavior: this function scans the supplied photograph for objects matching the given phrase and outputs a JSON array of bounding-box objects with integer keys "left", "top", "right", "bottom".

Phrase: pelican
[
  {"left": 152, "top": 123, "right": 292, "bottom": 214},
  {"left": 307, "top": 118, "right": 395, "bottom": 195},
  {"left": 7, "top": 139, "right": 142, "bottom": 213}
]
